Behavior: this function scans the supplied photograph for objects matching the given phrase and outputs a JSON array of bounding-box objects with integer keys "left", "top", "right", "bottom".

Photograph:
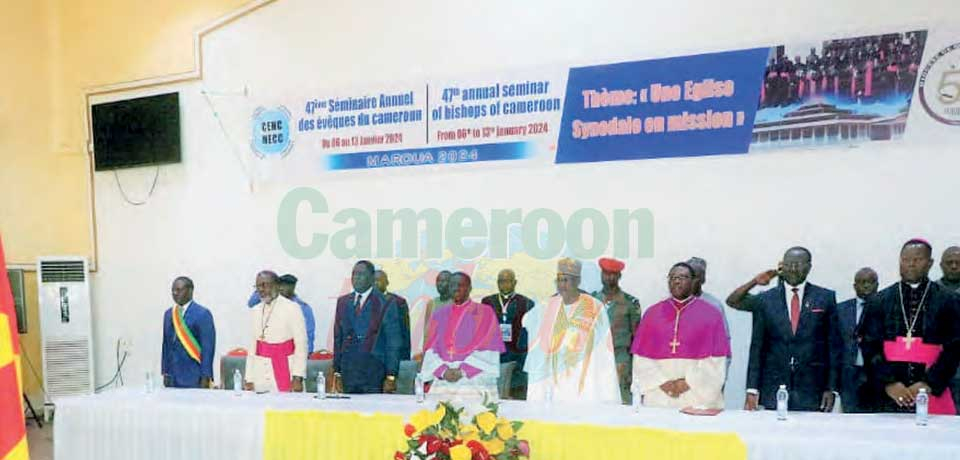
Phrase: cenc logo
[{"left": 251, "top": 106, "right": 294, "bottom": 157}]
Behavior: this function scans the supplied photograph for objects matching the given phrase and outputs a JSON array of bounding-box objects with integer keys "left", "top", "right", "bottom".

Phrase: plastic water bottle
[
  {"left": 316, "top": 371, "right": 326, "bottom": 400},
  {"left": 145, "top": 371, "right": 155, "bottom": 394},
  {"left": 776, "top": 385, "right": 789, "bottom": 421},
  {"left": 916, "top": 388, "right": 929, "bottom": 426},
  {"left": 233, "top": 369, "right": 243, "bottom": 396},
  {"left": 414, "top": 374, "right": 425, "bottom": 403},
  {"left": 632, "top": 384, "right": 642, "bottom": 413}
]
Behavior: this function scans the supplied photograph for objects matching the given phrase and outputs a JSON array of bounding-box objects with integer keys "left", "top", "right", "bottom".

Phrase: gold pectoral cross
[{"left": 669, "top": 338, "right": 680, "bottom": 354}]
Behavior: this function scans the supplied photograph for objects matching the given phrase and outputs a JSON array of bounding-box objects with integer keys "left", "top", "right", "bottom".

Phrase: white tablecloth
[{"left": 54, "top": 388, "right": 960, "bottom": 460}]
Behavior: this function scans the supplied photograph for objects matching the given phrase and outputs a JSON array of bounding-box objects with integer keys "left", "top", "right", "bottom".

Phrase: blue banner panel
[
  {"left": 325, "top": 141, "right": 533, "bottom": 170},
  {"left": 556, "top": 48, "right": 769, "bottom": 164}
]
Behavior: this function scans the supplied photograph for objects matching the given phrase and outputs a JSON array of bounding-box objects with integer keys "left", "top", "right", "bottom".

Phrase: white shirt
[
  {"left": 855, "top": 298, "right": 865, "bottom": 325},
  {"left": 784, "top": 281, "right": 807, "bottom": 316},
  {"left": 178, "top": 300, "right": 192, "bottom": 314},
  {"left": 353, "top": 287, "right": 373, "bottom": 311}
]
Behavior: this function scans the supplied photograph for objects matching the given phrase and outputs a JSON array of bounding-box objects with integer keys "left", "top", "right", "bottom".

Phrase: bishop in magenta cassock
[
  {"left": 631, "top": 262, "right": 731, "bottom": 409},
  {"left": 421, "top": 272, "right": 505, "bottom": 400}
]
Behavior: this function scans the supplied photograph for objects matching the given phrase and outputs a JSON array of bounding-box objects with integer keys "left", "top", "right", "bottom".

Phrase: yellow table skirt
[{"left": 264, "top": 410, "right": 746, "bottom": 460}]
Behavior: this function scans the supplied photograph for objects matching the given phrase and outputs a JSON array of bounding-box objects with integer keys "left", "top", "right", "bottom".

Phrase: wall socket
[{"left": 118, "top": 337, "right": 133, "bottom": 356}]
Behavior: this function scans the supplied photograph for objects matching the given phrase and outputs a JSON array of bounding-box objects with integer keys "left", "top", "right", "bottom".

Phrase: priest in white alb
[
  {"left": 421, "top": 272, "right": 505, "bottom": 400},
  {"left": 631, "top": 262, "right": 731, "bottom": 409},
  {"left": 244, "top": 270, "right": 308, "bottom": 392},
  {"left": 523, "top": 258, "right": 620, "bottom": 403}
]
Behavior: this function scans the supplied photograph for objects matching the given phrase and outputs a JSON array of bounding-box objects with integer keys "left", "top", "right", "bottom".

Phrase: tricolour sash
[{"left": 172, "top": 305, "right": 201, "bottom": 363}]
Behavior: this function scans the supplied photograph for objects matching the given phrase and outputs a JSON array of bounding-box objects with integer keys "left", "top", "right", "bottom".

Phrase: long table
[{"left": 54, "top": 388, "right": 960, "bottom": 460}]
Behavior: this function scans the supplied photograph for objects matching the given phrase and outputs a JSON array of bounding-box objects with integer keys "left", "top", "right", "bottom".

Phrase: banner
[
  {"left": 0, "top": 235, "right": 29, "bottom": 459},
  {"left": 556, "top": 48, "right": 768, "bottom": 163},
  {"left": 251, "top": 68, "right": 567, "bottom": 174},
  {"left": 249, "top": 29, "right": 927, "bottom": 173}
]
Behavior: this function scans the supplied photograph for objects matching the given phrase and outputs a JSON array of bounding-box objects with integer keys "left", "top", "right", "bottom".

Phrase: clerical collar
[
  {"left": 672, "top": 296, "right": 694, "bottom": 306},
  {"left": 901, "top": 278, "right": 929, "bottom": 290},
  {"left": 452, "top": 299, "right": 472, "bottom": 308}
]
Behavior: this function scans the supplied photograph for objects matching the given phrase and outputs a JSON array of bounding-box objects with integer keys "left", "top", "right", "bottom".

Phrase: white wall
[{"left": 90, "top": 0, "right": 960, "bottom": 409}]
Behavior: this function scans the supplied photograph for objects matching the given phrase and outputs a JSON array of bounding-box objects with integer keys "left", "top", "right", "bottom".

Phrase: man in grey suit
[{"left": 837, "top": 267, "right": 878, "bottom": 412}]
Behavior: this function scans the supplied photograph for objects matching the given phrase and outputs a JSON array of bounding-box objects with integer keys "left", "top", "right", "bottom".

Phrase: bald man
[
  {"left": 938, "top": 246, "right": 960, "bottom": 413},
  {"left": 481, "top": 269, "right": 535, "bottom": 399},
  {"left": 938, "top": 246, "right": 960, "bottom": 293},
  {"left": 420, "top": 270, "right": 453, "bottom": 355},
  {"left": 837, "top": 268, "right": 878, "bottom": 412}
]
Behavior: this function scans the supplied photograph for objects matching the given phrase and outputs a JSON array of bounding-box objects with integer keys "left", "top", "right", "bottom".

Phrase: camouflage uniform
[{"left": 591, "top": 288, "right": 642, "bottom": 404}]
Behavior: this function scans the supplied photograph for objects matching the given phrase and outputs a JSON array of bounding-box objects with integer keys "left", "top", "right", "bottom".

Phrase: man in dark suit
[
  {"left": 375, "top": 270, "right": 411, "bottom": 360},
  {"left": 481, "top": 269, "right": 535, "bottom": 399},
  {"left": 837, "top": 267, "right": 878, "bottom": 412},
  {"left": 727, "top": 246, "right": 841, "bottom": 412},
  {"left": 332, "top": 260, "right": 402, "bottom": 394},
  {"left": 936, "top": 246, "right": 960, "bottom": 414}
]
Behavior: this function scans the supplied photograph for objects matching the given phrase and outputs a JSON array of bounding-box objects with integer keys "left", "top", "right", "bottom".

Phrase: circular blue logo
[{"left": 251, "top": 106, "right": 293, "bottom": 157}]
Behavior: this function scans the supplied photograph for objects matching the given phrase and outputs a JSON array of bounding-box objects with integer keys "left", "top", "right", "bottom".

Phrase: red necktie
[
  {"left": 790, "top": 287, "right": 800, "bottom": 334},
  {"left": 354, "top": 293, "right": 363, "bottom": 315}
]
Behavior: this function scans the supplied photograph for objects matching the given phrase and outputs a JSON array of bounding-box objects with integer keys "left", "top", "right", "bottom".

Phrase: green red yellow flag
[{"left": 0, "top": 234, "right": 30, "bottom": 459}]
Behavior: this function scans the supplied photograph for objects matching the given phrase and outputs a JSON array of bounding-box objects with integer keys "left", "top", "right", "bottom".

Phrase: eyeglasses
[{"left": 781, "top": 262, "right": 809, "bottom": 270}]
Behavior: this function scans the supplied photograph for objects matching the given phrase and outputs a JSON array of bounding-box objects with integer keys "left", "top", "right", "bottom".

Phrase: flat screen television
[{"left": 92, "top": 92, "right": 181, "bottom": 171}]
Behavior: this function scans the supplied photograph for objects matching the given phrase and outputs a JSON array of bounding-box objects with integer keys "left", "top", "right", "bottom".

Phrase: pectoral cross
[
  {"left": 904, "top": 332, "right": 916, "bottom": 350},
  {"left": 669, "top": 338, "right": 680, "bottom": 354}
]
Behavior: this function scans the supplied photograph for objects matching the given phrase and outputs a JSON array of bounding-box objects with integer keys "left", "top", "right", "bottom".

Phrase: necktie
[
  {"left": 790, "top": 287, "right": 800, "bottom": 334},
  {"left": 353, "top": 293, "right": 362, "bottom": 315}
]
